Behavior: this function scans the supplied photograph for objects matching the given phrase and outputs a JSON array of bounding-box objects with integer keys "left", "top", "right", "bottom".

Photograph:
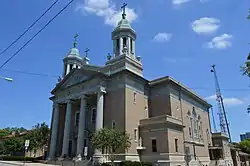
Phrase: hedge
[{"left": 1, "top": 156, "right": 37, "bottom": 162}]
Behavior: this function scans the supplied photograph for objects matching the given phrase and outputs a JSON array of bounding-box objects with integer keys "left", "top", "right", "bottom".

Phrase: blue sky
[{"left": 0, "top": 0, "right": 249, "bottom": 142}]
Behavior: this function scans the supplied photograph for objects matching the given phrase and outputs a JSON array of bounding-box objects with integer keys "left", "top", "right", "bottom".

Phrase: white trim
[{"left": 150, "top": 137, "right": 156, "bottom": 139}]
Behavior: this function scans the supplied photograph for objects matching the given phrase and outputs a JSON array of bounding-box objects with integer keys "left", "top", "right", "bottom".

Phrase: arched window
[{"left": 193, "top": 107, "right": 199, "bottom": 138}]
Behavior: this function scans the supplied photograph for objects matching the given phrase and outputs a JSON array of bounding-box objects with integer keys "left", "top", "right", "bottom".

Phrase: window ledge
[
  {"left": 184, "top": 140, "right": 204, "bottom": 146},
  {"left": 136, "top": 146, "right": 146, "bottom": 150}
]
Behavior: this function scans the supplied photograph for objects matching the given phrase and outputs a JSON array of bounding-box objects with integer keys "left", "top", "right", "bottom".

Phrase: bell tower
[
  {"left": 105, "top": 3, "right": 143, "bottom": 76},
  {"left": 62, "top": 34, "right": 89, "bottom": 77}
]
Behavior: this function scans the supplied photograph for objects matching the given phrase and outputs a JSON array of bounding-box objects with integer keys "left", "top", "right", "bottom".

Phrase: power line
[
  {"left": 0, "top": 0, "right": 59, "bottom": 57},
  {"left": 2, "top": 68, "right": 58, "bottom": 78},
  {"left": 2, "top": 67, "right": 250, "bottom": 91},
  {"left": 0, "top": 0, "right": 75, "bottom": 70}
]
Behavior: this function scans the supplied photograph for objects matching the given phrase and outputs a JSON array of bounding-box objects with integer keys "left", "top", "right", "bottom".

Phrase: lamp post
[{"left": 0, "top": 75, "right": 13, "bottom": 82}]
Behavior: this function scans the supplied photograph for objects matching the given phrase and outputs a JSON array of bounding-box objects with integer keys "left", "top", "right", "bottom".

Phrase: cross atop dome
[
  {"left": 121, "top": 3, "right": 127, "bottom": 19},
  {"left": 73, "top": 33, "right": 78, "bottom": 48}
]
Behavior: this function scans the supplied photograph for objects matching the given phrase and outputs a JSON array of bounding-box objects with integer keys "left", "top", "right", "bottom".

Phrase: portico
[{"left": 48, "top": 79, "right": 106, "bottom": 160}]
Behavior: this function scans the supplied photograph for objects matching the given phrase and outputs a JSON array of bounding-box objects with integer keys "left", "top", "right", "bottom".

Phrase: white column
[
  {"left": 95, "top": 88, "right": 105, "bottom": 131},
  {"left": 113, "top": 40, "right": 116, "bottom": 57},
  {"left": 73, "top": 64, "right": 77, "bottom": 69},
  {"left": 76, "top": 96, "right": 87, "bottom": 160},
  {"left": 94, "top": 88, "right": 105, "bottom": 158},
  {"left": 49, "top": 103, "right": 60, "bottom": 159},
  {"left": 61, "top": 100, "right": 73, "bottom": 157},
  {"left": 132, "top": 40, "right": 135, "bottom": 56},
  {"left": 66, "top": 64, "right": 70, "bottom": 75},
  {"left": 127, "top": 36, "right": 131, "bottom": 56},
  {"left": 120, "top": 37, "right": 123, "bottom": 55}
]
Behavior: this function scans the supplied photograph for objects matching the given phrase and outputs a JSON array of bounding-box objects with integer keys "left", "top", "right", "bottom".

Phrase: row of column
[
  {"left": 64, "top": 63, "right": 81, "bottom": 76},
  {"left": 113, "top": 37, "right": 135, "bottom": 57},
  {"left": 49, "top": 90, "right": 105, "bottom": 160}
]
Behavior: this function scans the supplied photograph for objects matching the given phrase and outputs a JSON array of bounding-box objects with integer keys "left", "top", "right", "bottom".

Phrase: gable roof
[{"left": 149, "top": 76, "right": 211, "bottom": 108}]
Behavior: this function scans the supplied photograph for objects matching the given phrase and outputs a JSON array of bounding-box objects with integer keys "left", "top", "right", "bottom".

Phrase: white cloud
[
  {"left": 172, "top": 0, "right": 191, "bottom": 5},
  {"left": 200, "top": 0, "right": 209, "bottom": 3},
  {"left": 191, "top": 17, "right": 220, "bottom": 34},
  {"left": 205, "top": 94, "right": 244, "bottom": 106},
  {"left": 77, "top": 0, "right": 138, "bottom": 27},
  {"left": 207, "top": 34, "right": 233, "bottom": 49},
  {"left": 153, "top": 33, "right": 172, "bottom": 42}
]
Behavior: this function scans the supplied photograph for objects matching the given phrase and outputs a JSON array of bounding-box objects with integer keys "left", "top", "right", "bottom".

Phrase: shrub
[
  {"left": 1, "top": 156, "right": 36, "bottom": 161},
  {"left": 120, "top": 161, "right": 153, "bottom": 166}
]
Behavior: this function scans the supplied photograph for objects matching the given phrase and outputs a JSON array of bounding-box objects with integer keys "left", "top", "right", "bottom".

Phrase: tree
[
  {"left": 239, "top": 139, "right": 250, "bottom": 153},
  {"left": 25, "top": 122, "right": 50, "bottom": 156},
  {"left": 0, "top": 130, "right": 9, "bottom": 137},
  {"left": 0, "top": 122, "right": 49, "bottom": 156},
  {"left": 91, "top": 128, "right": 131, "bottom": 165}
]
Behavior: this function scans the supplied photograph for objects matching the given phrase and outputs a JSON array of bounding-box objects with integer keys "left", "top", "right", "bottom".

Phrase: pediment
[
  {"left": 61, "top": 72, "right": 88, "bottom": 89},
  {"left": 52, "top": 69, "right": 100, "bottom": 94}
]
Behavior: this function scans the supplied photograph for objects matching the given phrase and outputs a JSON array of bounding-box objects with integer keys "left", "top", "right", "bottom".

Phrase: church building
[{"left": 47, "top": 4, "right": 221, "bottom": 166}]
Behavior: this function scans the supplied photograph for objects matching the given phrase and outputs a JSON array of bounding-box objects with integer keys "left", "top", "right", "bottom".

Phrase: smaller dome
[
  {"left": 68, "top": 47, "right": 80, "bottom": 56},
  {"left": 116, "top": 18, "right": 132, "bottom": 29}
]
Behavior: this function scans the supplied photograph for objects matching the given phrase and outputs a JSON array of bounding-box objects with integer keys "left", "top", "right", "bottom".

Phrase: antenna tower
[{"left": 211, "top": 64, "right": 231, "bottom": 142}]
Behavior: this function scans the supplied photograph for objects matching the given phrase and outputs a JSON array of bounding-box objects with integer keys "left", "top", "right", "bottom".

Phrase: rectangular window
[
  {"left": 175, "top": 139, "right": 178, "bottom": 152},
  {"left": 194, "top": 119, "right": 198, "bottom": 138},
  {"left": 134, "top": 129, "right": 138, "bottom": 141},
  {"left": 190, "top": 118, "right": 193, "bottom": 138},
  {"left": 133, "top": 92, "right": 136, "bottom": 103},
  {"left": 112, "top": 120, "right": 116, "bottom": 129},
  {"left": 152, "top": 139, "right": 157, "bottom": 152},
  {"left": 75, "top": 112, "right": 80, "bottom": 127},
  {"left": 91, "top": 108, "right": 96, "bottom": 124}
]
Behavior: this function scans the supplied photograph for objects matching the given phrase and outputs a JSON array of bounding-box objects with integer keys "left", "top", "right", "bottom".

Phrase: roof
[
  {"left": 51, "top": 68, "right": 105, "bottom": 94},
  {"left": 64, "top": 47, "right": 83, "bottom": 60},
  {"left": 0, "top": 130, "right": 32, "bottom": 140},
  {"left": 112, "top": 16, "right": 136, "bottom": 35},
  {"left": 149, "top": 76, "right": 212, "bottom": 108}
]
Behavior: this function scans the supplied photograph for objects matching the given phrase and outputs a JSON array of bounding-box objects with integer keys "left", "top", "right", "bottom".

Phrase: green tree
[
  {"left": 0, "top": 129, "right": 9, "bottom": 137},
  {"left": 239, "top": 139, "right": 250, "bottom": 153},
  {"left": 91, "top": 128, "right": 131, "bottom": 165},
  {"left": 24, "top": 122, "right": 50, "bottom": 156},
  {"left": 3, "top": 137, "right": 24, "bottom": 155},
  {"left": 3, "top": 127, "right": 27, "bottom": 134}
]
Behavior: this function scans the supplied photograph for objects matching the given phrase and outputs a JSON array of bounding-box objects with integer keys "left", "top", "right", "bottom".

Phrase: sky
[{"left": 0, "top": 0, "right": 249, "bottom": 142}]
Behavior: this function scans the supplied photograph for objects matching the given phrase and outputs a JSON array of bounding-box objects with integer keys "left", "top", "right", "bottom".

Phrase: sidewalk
[
  {"left": 0, "top": 161, "right": 55, "bottom": 166},
  {"left": 0, "top": 161, "right": 23, "bottom": 166}
]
